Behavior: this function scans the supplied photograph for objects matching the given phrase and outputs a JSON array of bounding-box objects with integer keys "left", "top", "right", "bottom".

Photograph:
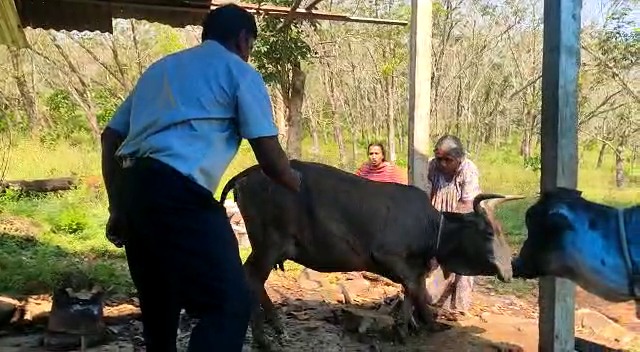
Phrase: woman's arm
[{"left": 456, "top": 161, "right": 481, "bottom": 213}]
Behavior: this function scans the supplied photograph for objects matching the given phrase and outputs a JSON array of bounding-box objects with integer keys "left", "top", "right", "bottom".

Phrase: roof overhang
[{"left": 1, "top": 0, "right": 407, "bottom": 49}]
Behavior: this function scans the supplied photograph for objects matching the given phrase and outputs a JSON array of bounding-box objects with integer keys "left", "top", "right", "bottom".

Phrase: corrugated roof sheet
[
  {"left": 19, "top": 0, "right": 113, "bottom": 33},
  {"left": 1, "top": 0, "right": 403, "bottom": 49},
  {"left": 15, "top": 0, "right": 210, "bottom": 34},
  {"left": 0, "top": 0, "right": 29, "bottom": 49}
]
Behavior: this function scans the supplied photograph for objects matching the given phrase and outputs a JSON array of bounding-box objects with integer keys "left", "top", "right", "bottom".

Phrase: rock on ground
[{"left": 224, "top": 200, "right": 250, "bottom": 248}]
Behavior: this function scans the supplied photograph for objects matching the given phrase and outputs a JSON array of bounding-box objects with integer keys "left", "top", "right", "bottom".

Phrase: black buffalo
[{"left": 220, "top": 160, "right": 520, "bottom": 347}]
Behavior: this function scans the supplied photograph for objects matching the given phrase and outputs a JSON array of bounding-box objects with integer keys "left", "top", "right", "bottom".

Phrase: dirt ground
[{"left": 1, "top": 269, "right": 639, "bottom": 352}]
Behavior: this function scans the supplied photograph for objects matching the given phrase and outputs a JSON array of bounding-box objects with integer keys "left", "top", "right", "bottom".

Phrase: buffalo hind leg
[
  {"left": 244, "top": 251, "right": 285, "bottom": 350},
  {"left": 259, "top": 284, "right": 285, "bottom": 335}
]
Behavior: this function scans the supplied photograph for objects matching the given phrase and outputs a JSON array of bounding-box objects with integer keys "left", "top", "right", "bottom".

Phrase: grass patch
[{"left": 0, "top": 136, "right": 637, "bottom": 297}]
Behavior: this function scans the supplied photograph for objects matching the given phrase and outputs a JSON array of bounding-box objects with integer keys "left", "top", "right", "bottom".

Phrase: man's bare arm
[
  {"left": 101, "top": 127, "right": 125, "bottom": 211},
  {"left": 248, "top": 136, "right": 300, "bottom": 192}
]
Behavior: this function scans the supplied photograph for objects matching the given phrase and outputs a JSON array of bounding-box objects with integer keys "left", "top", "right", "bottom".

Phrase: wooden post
[
  {"left": 407, "top": 0, "right": 431, "bottom": 192},
  {"left": 539, "top": 0, "right": 582, "bottom": 350}
]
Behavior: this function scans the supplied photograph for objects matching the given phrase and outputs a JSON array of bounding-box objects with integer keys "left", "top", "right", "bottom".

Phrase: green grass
[{"left": 0, "top": 136, "right": 638, "bottom": 297}]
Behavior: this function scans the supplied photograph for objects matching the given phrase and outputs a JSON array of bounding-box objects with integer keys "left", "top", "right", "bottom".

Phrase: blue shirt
[{"left": 107, "top": 40, "right": 278, "bottom": 192}]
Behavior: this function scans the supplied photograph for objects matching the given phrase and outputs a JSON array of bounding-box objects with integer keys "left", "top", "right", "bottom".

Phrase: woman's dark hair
[
  {"left": 434, "top": 135, "right": 465, "bottom": 159},
  {"left": 201, "top": 4, "right": 259, "bottom": 43},
  {"left": 367, "top": 142, "right": 386, "bottom": 161}
]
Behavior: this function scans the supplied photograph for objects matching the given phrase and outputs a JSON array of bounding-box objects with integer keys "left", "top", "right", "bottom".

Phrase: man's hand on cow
[{"left": 105, "top": 211, "right": 127, "bottom": 248}]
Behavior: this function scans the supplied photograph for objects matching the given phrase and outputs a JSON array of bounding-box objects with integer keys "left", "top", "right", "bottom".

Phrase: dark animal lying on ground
[
  {"left": 512, "top": 187, "right": 640, "bottom": 316},
  {"left": 220, "top": 160, "right": 522, "bottom": 348}
]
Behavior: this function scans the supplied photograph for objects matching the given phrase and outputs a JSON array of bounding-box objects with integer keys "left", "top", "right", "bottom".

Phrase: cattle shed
[{"left": 1, "top": 0, "right": 581, "bottom": 350}]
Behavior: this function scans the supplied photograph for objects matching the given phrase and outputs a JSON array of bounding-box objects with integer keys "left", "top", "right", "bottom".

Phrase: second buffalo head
[{"left": 435, "top": 194, "right": 524, "bottom": 283}]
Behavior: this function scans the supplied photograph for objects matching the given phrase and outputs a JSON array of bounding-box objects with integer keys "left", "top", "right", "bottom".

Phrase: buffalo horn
[{"left": 473, "top": 194, "right": 526, "bottom": 214}]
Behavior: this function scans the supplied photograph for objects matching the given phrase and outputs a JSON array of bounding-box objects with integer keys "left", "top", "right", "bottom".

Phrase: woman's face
[
  {"left": 368, "top": 146, "right": 384, "bottom": 167},
  {"left": 434, "top": 148, "right": 461, "bottom": 176}
]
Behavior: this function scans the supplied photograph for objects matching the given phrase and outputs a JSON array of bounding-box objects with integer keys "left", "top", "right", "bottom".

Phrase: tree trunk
[
  {"left": 385, "top": 74, "right": 396, "bottom": 163},
  {"left": 324, "top": 71, "right": 346, "bottom": 167},
  {"left": 310, "top": 113, "right": 320, "bottom": 157},
  {"left": 596, "top": 141, "right": 607, "bottom": 169},
  {"left": 333, "top": 124, "right": 346, "bottom": 167},
  {"left": 632, "top": 146, "right": 638, "bottom": 176},
  {"left": 272, "top": 89, "right": 288, "bottom": 145},
  {"left": 520, "top": 134, "right": 532, "bottom": 159},
  {"left": 285, "top": 62, "right": 306, "bottom": 159},
  {"left": 8, "top": 48, "right": 39, "bottom": 132},
  {"left": 615, "top": 141, "right": 625, "bottom": 188},
  {"left": 350, "top": 124, "right": 358, "bottom": 169},
  {"left": 322, "top": 128, "right": 329, "bottom": 145},
  {"left": 49, "top": 35, "right": 100, "bottom": 141}
]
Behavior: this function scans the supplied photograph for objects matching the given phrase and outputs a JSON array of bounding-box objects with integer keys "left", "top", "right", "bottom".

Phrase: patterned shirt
[
  {"left": 427, "top": 158, "right": 481, "bottom": 213},
  {"left": 355, "top": 161, "right": 407, "bottom": 185}
]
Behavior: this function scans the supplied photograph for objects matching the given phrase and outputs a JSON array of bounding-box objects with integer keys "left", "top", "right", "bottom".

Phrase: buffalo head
[
  {"left": 512, "top": 187, "right": 638, "bottom": 302},
  {"left": 436, "top": 193, "right": 524, "bottom": 283}
]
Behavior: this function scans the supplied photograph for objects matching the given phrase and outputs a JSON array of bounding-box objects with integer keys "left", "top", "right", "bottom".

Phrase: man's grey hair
[{"left": 434, "top": 135, "right": 465, "bottom": 159}]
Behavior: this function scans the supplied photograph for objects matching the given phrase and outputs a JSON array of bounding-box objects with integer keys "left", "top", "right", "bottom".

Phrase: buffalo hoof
[
  {"left": 425, "top": 321, "right": 451, "bottom": 333},
  {"left": 251, "top": 334, "right": 274, "bottom": 352},
  {"left": 267, "top": 314, "right": 286, "bottom": 336},
  {"left": 393, "top": 324, "right": 409, "bottom": 345},
  {"left": 272, "top": 329, "right": 290, "bottom": 347}
]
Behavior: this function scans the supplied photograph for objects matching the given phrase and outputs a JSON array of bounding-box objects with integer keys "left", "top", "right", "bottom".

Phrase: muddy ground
[
  {"left": 1, "top": 208, "right": 638, "bottom": 351},
  {"left": 1, "top": 268, "right": 639, "bottom": 352}
]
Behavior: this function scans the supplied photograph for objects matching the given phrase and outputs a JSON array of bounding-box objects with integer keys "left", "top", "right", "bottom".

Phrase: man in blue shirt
[{"left": 100, "top": 5, "right": 301, "bottom": 352}]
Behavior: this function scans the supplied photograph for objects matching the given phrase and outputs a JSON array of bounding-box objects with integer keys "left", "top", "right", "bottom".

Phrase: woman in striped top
[
  {"left": 355, "top": 142, "right": 407, "bottom": 185},
  {"left": 425, "top": 135, "right": 482, "bottom": 320}
]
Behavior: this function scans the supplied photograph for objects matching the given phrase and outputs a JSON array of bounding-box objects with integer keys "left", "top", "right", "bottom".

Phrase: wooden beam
[
  {"left": 38, "top": 0, "right": 407, "bottom": 31},
  {"left": 539, "top": 0, "right": 582, "bottom": 350},
  {"left": 0, "top": 0, "right": 29, "bottom": 49},
  {"left": 407, "top": 0, "right": 431, "bottom": 192},
  {"left": 207, "top": 1, "right": 408, "bottom": 26}
]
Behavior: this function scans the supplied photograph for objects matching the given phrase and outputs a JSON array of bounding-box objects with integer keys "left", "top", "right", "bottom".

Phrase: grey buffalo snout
[{"left": 497, "top": 261, "right": 513, "bottom": 282}]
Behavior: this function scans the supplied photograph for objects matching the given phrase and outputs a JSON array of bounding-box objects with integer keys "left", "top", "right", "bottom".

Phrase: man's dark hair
[{"left": 201, "top": 4, "right": 258, "bottom": 43}]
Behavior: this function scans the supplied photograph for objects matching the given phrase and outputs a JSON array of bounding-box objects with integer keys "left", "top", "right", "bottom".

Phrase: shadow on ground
[{"left": 230, "top": 297, "right": 525, "bottom": 352}]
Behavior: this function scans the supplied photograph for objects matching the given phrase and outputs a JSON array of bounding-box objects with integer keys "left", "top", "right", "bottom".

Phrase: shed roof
[{"left": 1, "top": 0, "right": 406, "bottom": 49}]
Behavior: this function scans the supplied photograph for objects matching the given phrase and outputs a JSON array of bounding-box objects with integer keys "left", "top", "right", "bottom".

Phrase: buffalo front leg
[
  {"left": 407, "top": 277, "right": 448, "bottom": 332},
  {"left": 395, "top": 288, "right": 413, "bottom": 343},
  {"left": 394, "top": 279, "right": 447, "bottom": 344}
]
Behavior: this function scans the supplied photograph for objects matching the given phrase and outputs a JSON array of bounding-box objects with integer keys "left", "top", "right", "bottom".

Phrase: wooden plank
[
  {"left": 407, "top": 0, "right": 432, "bottom": 192},
  {"left": 539, "top": 0, "right": 582, "bottom": 350},
  {"left": 0, "top": 0, "right": 29, "bottom": 49},
  {"left": 47, "top": 0, "right": 407, "bottom": 29}
]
